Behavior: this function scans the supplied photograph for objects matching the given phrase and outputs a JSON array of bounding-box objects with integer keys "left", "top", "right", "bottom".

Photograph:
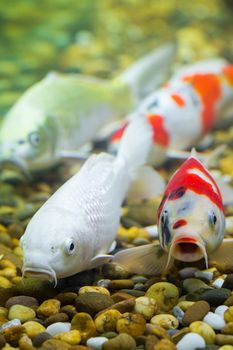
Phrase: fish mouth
[
  {"left": 0, "top": 158, "right": 30, "bottom": 178},
  {"left": 170, "top": 235, "right": 208, "bottom": 267},
  {"left": 23, "top": 267, "right": 57, "bottom": 286}
]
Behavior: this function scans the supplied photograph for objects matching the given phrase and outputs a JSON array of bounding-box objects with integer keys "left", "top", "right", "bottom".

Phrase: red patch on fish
[
  {"left": 175, "top": 236, "right": 197, "bottom": 244},
  {"left": 110, "top": 122, "right": 128, "bottom": 143},
  {"left": 171, "top": 93, "right": 185, "bottom": 107},
  {"left": 173, "top": 219, "right": 187, "bottom": 229},
  {"left": 223, "top": 64, "right": 233, "bottom": 86},
  {"left": 183, "top": 73, "right": 221, "bottom": 133},
  {"left": 158, "top": 156, "right": 224, "bottom": 220},
  {"left": 147, "top": 114, "right": 170, "bottom": 147}
]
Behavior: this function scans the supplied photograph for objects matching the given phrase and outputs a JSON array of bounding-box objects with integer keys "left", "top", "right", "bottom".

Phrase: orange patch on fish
[
  {"left": 173, "top": 219, "right": 187, "bottom": 229},
  {"left": 223, "top": 64, "right": 233, "bottom": 86},
  {"left": 183, "top": 73, "right": 221, "bottom": 133},
  {"left": 171, "top": 93, "right": 185, "bottom": 107},
  {"left": 110, "top": 122, "right": 128, "bottom": 143},
  {"left": 147, "top": 114, "right": 170, "bottom": 147}
]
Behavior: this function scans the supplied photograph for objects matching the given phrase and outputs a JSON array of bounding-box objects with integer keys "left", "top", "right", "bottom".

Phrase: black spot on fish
[
  {"left": 160, "top": 210, "right": 171, "bottom": 248},
  {"left": 169, "top": 186, "right": 186, "bottom": 200},
  {"left": 147, "top": 98, "right": 159, "bottom": 110}
]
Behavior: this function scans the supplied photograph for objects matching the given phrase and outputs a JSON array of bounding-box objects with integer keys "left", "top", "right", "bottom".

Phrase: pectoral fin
[
  {"left": 126, "top": 166, "right": 165, "bottom": 204},
  {"left": 112, "top": 243, "right": 171, "bottom": 275},
  {"left": 90, "top": 254, "right": 113, "bottom": 268},
  {"left": 209, "top": 239, "right": 233, "bottom": 269}
]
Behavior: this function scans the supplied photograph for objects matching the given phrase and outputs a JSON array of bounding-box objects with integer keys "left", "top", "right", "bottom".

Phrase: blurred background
[{"left": 0, "top": 0, "right": 233, "bottom": 117}]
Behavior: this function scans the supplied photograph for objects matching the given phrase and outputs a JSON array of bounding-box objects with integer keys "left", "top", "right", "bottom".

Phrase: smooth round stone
[
  {"left": 46, "top": 322, "right": 71, "bottom": 336},
  {"left": 225, "top": 296, "right": 233, "bottom": 307},
  {"left": 172, "top": 306, "right": 184, "bottom": 324},
  {"left": 5, "top": 296, "right": 39, "bottom": 310},
  {"left": 0, "top": 276, "right": 12, "bottom": 288},
  {"left": 44, "top": 312, "right": 69, "bottom": 327},
  {"left": 216, "top": 334, "right": 233, "bottom": 346},
  {"left": 145, "top": 282, "right": 179, "bottom": 312},
  {"left": 116, "top": 312, "right": 146, "bottom": 338},
  {"left": 97, "top": 279, "right": 111, "bottom": 288},
  {"left": 75, "top": 292, "right": 114, "bottom": 316},
  {"left": 79, "top": 286, "right": 110, "bottom": 296},
  {"left": 37, "top": 299, "right": 61, "bottom": 317},
  {"left": 182, "top": 301, "right": 210, "bottom": 326},
  {"left": 153, "top": 339, "right": 176, "bottom": 349},
  {"left": 102, "top": 263, "right": 130, "bottom": 279},
  {"left": 179, "top": 268, "right": 199, "bottom": 279},
  {"left": 0, "top": 319, "right": 21, "bottom": 331},
  {"left": 32, "top": 332, "right": 52, "bottom": 347},
  {"left": 183, "top": 278, "right": 210, "bottom": 293},
  {"left": 151, "top": 314, "right": 179, "bottom": 329},
  {"left": 134, "top": 296, "right": 157, "bottom": 320},
  {"left": 176, "top": 332, "right": 206, "bottom": 350},
  {"left": 222, "top": 322, "right": 233, "bottom": 334},
  {"left": 109, "top": 280, "right": 134, "bottom": 290},
  {"left": 203, "top": 312, "right": 225, "bottom": 330},
  {"left": 102, "top": 333, "right": 136, "bottom": 350},
  {"left": 189, "top": 321, "right": 215, "bottom": 344},
  {"left": 222, "top": 274, "right": 233, "bottom": 290},
  {"left": 195, "top": 270, "right": 213, "bottom": 282},
  {"left": 218, "top": 345, "right": 233, "bottom": 349},
  {"left": 87, "top": 336, "right": 108, "bottom": 350},
  {"left": 215, "top": 305, "right": 229, "bottom": 318},
  {"left": 71, "top": 312, "right": 96, "bottom": 341},
  {"left": 131, "top": 276, "right": 148, "bottom": 284},
  {"left": 212, "top": 278, "right": 225, "bottom": 288},
  {"left": 199, "top": 288, "right": 231, "bottom": 306},
  {"left": 55, "top": 292, "right": 77, "bottom": 305},
  {"left": 56, "top": 330, "right": 81, "bottom": 345},
  {"left": 23, "top": 321, "right": 46, "bottom": 339},
  {"left": 94, "top": 309, "right": 122, "bottom": 333},
  {"left": 177, "top": 301, "right": 195, "bottom": 311},
  {"left": 8, "top": 304, "right": 36, "bottom": 322}
]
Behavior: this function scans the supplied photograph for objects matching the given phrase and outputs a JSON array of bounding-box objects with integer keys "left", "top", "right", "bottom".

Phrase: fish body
[
  {"left": 20, "top": 117, "right": 152, "bottom": 283},
  {"left": 113, "top": 152, "right": 233, "bottom": 275},
  {"left": 0, "top": 43, "right": 175, "bottom": 172},
  {"left": 109, "top": 59, "right": 233, "bottom": 165}
]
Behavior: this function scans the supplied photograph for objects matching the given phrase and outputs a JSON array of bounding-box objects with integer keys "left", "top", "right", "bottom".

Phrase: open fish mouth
[
  {"left": 23, "top": 267, "right": 57, "bottom": 286},
  {"left": 171, "top": 236, "right": 208, "bottom": 266}
]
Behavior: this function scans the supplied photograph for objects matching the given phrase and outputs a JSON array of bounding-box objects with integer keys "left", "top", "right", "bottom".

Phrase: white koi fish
[
  {"left": 0, "top": 43, "right": 175, "bottom": 173},
  {"left": 20, "top": 117, "right": 152, "bottom": 284},
  {"left": 113, "top": 151, "right": 233, "bottom": 275},
  {"left": 109, "top": 59, "right": 233, "bottom": 166}
]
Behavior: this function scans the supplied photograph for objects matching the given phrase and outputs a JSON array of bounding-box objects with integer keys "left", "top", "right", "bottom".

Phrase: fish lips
[
  {"left": 0, "top": 158, "right": 30, "bottom": 178},
  {"left": 23, "top": 267, "right": 57, "bottom": 286},
  {"left": 171, "top": 235, "right": 207, "bottom": 264}
]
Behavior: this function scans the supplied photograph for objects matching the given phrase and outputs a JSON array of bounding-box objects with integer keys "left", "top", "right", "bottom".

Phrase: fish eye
[
  {"left": 64, "top": 239, "right": 76, "bottom": 255},
  {"left": 28, "top": 132, "right": 40, "bottom": 147},
  {"left": 18, "top": 139, "right": 25, "bottom": 145},
  {"left": 208, "top": 211, "right": 217, "bottom": 226},
  {"left": 161, "top": 210, "right": 168, "bottom": 225}
]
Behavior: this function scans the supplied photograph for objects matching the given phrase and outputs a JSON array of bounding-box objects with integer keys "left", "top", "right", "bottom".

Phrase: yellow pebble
[
  {"left": 134, "top": 296, "right": 158, "bottom": 320},
  {"left": 37, "top": 299, "right": 61, "bottom": 317},
  {"left": 0, "top": 224, "right": 7, "bottom": 232},
  {"left": 0, "top": 307, "right": 8, "bottom": 318},
  {"left": 117, "top": 226, "right": 139, "bottom": 242},
  {"left": 0, "top": 259, "right": 16, "bottom": 269},
  {"left": 95, "top": 309, "right": 122, "bottom": 333},
  {"left": 177, "top": 301, "right": 195, "bottom": 311},
  {"left": 190, "top": 321, "right": 215, "bottom": 344},
  {"left": 116, "top": 312, "right": 146, "bottom": 338},
  {"left": 79, "top": 286, "right": 110, "bottom": 296},
  {"left": 23, "top": 321, "right": 46, "bottom": 339},
  {"left": 8, "top": 305, "right": 36, "bottom": 322},
  {"left": 0, "top": 276, "right": 12, "bottom": 288},
  {"left": 151, "top": 314, "right": 179, "bottom": 330},
  {"left": 55, "top": 330, "right": 81, "bottom": 345},
  {"left": 71, "top": 312, "right": 96, "bottom": 341},
  {"left": 219, "top": 346, "right": 233, "bottom": 350},
  {"left": 11, "top": 238, "right": 19, "bottom": 247},
  {"left": 0, "top": 268, "right": 17, "bottom": 279},
  {"left": 13, "top": 247, "right": 23, "bottom": 257},
  {"left": 146, "top": 282, "right": 179, "bottom": 312},
  {"left": 11, "top": 277, "right": 22, "bottom": 284},
  {"left": 224, "top": 307, "right": 233, "bottom": 323}
]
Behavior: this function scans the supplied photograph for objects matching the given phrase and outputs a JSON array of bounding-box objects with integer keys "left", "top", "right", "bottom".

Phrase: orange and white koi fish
[
  {"left": 109, "top": 59, "right": 233, "bottom": 166},
  {"left": 113, "top": 151, "right": 233, "bottom": 275}
]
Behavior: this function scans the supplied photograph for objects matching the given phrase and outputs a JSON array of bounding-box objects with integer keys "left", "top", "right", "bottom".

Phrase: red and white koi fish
[
  {"left": 109, "top": 59, "right": 233, "bottom": 166},
  {"left": 113, "top": 151, "right": 233, "bottom": 275}
]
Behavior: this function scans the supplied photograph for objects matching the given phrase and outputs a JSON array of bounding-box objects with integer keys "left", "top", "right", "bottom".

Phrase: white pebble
[
  {"left": 194, "top": 270, "right": 213, "bottom": 281},
  {"left": 212, "top": 277, "right": 224, "bottom": 288},
  {"left": 176, "top": 332, "right": 205, "bottom": 350},
  {"left": 172, "top": 306, "right": 184, "bottom": 323},
  {"left": 0, "top": 319, "right": 21, "bottom": 331},
  {"left": 203, "top": 312, "right": 225, "bottom": 330},
  {"left": 87, "top": 337, "right": 108, "bottom": 350},
  {"left": 46, "top": 322, "right": 71, "bottom": 336},
  {"left": 215, "top": 305, "right": 229, "bottom": 318}
]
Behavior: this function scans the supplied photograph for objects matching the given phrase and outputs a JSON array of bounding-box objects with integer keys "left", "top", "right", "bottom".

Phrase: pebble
[
  {"left": 222, "top": 322, "right": 233, "bottom": 334},
  {"left": 37, "top": 299, "right": 61, "bottom": 318},
  {"left": 176, "top": 332, "right": 206, "bottom": 350},
  {"left": 195, "top": 270, "right": 214, "bottom": 282},
  {"left": 0, "top": 276, "right": 12, "bottom": 288},
  {"left": 132, "top": 276, "right": 148, "bottom": 284},
  {"left": 0, "top": 335, "right": 6, "bottom": 349},
  {"left": 23, "top": 321, "right": 46, "bottom": 339},
  {"left": 199, "top": 289, "right": 231, "bottom": 306},
  {"left": 86, "top": 336, "right": 108, "bottom": 350},
  {"left": 55, "top": 292, "right": 77, "bottom": 305},
  {"left": 71, "top": 312, "right": 96, "bottom": 341},
  {"left": 203, "top": 312, "right": 226, "bottom": 330},
  {"left": 134, "top": 296, "right": 157, "bottom": 320},
  {"left": 225, "top": 295, "right": 233, "bottom": 307},
  {"left": 75, "top": 292, "right": 114, "bottom": 316},
  {"left": 179, "top": 267, "right": 199, "bottom": 279},
  {"left": 216, "top": 334, "right": 233, "bottom": 345},
  {"left": 1, "top": 324, "right": 25, "bottom": 346},
  {"left": 46, "top": 322, "right": 71, "bottom": 336},
  {"left": 172, "top": 306, "right": 184, "bottom": 324},
  {"left": 0, "top": 319, "right": 21, "bottom": 331},
  {"left": 154, "top": 339, "right": 176, "bottom": 350},
  {"left": 55, "top": 330, "right": 82, "bottom": 345},
  {"left": 38, "top": 338, "right": 70, "bottom": 350},
  {"left": 102, "top": 263, "right": 130, "bottom": 279},
  {"left": 102, "top": 333, "right": 136, "bottom": 350},
  {"left": 94, "top": 309, "right": 121, "bottom": 333},
  {"left": 151, "top": 314, "right": 179, "bottom": 330},
  {"left": 79, "top": 286, "right": 110, "bottom": 296},
  {"left": 177, "top": 301, "right": 195, "bottom": 311},
  {"left": 222, "top": 274, "right": 233, "bottom": 290},
  {"left": 15, "top": 278, "right": 56, "bottom": 301},
  {"left": 101, "top": 298, "right": 135, "bottom": 314},
  {"left": 116, "top": 312, "right": 146, "bottom": 338},
  {"left": 111, "top": 292, "right": 135, "bottom": 303},
  {"left": 60, "top": 305, "right": 77, "bottom": 319},
  {"left": 146, "top": 323, "right": 170, "bottom": 339},
  {"left": 5, "top": 296, "right": 39, "bottom": 310},
  {"left": 8, "top": 304, "right": 36, "bottom": 322},
  {"left": 145, "top": 282, "right": 179, "bottom": 312},
  {"left": 182, "top": 301, "right": 210, "bottom": 326},
  {"left": 109, "top": 279, "right": 134, "bottom": 290},
  {"left": 183, "top": 278, "right": 211, "bottom": 293},
  {"left": 215, "top": 305, "right": 229, "bottom": 318},
  {"left": 218, "top": 346, "right": 233, "bottom": 350},
  {"left": 120, "top": 289, "right": 145, "bottom": 297},
  {"left": 97, "top": 279, "right": 111, "bottom": 288},
  {"left": 212, "top": 278, "right": 225, "bottom": 289},
  {"left": 189, "top": 321, "right": 216, "bottom": 344},
  {"left": 32, "top": 332, "right": 52, "bottom": 347},
  {"left": 224, "top": 306, "right": 233, "bottom": 323},
  {"left": 44, "top": 312, "right": 69, "bottom": 327}
]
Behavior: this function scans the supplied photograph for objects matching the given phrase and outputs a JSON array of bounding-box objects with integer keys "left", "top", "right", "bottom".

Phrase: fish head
[
  {"left": 157, "top": 154, "right": 225, "bottom": 266},
  {"left": 0, "top": 104, "right": 58, "bottom": 173},
  {"left": 20, "top": 207, "right": 87, "bottom": 284}
]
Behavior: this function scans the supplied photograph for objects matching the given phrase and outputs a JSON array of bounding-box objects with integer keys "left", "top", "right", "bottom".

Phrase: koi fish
[
  {"left": 109, "top": 59, "right": 233, "bottom": 166},
  {"left": 113, "top": 150, "right": 233, "bottom": 275},
  {"left": 20, "top": 117, "right": 152, "bottom": 284},
  {"left": 0, "top": 43, "right": 175, "bottom": 173}
]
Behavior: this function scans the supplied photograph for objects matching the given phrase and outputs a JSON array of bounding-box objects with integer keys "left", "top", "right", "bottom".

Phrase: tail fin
[
  {"left": 116, "top": 116, "right": 152, "bottom": 175},
  {"left": 118, "top": 42, "right": 176, "bottom": 101}
]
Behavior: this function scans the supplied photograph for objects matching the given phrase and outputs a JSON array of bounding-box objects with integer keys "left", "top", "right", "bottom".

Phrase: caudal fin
[
  {"left": 118, "top": 42, "right": 176, "bottom": 102},
  {"left": 116, "top": 116, "right": 152, "bottom": 175}
]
